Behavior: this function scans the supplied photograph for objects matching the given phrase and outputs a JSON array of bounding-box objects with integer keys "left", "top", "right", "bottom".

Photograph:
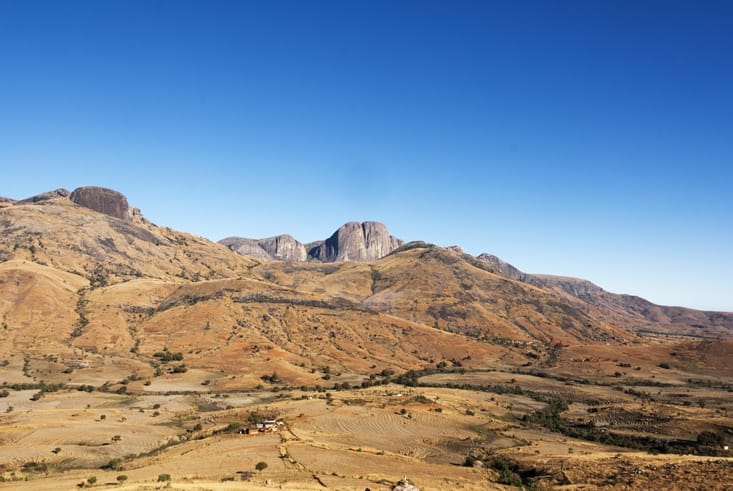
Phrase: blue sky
[{"left": 0, "top": 1, "right": 731, "bottom": 311}]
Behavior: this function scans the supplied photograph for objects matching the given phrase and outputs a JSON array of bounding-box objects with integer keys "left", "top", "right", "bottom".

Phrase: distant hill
[{"left": 472, "top": 253, "right": 733, "bottom": 338}]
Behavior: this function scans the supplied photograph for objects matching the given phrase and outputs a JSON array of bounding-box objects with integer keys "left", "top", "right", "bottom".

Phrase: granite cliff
[
  {"left": 222, "top": 221, "right": 402, "bottom": 263},
  {"left": 220, "top": 234, "right": 307, "bottom": 262},
  {"left": 70, "top": 186, "right": 130, "bottom": 219}
]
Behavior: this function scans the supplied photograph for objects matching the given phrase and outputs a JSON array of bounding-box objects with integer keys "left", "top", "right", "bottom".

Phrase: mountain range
[{"left": 0, "top": 186, "right": 731, "bottom": 389}]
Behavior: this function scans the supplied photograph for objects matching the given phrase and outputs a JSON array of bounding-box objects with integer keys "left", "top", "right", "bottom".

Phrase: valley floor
[{"left": 2, "top": 364, "right": 732, "bottom": 490}]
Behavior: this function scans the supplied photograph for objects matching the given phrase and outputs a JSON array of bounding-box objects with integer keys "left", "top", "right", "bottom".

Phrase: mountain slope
[
  {"left": 472, "top": 253, "right": 733, "bottom": 337},
  {"left": 0, "top": 189, "right": 256, "bottom": 284},
  {"left": 1, "top": 186, "right": 732, "bottom": 395},
  {"left": 253, "top": 243, "right": 633, "bottom": 345}
]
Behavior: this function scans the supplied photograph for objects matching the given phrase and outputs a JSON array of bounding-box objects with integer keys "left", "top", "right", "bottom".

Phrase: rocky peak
[
  {"left": 220, "top": 234, "right": 307, "bottom": 262},
  {"left": 222, "top": 221, "right": 402, "bottom": 263},
  {"left": 308, "top": 221, "right": 402, "bottom": 262},
  {"left": 219, "top": 237, "right": 273, "bottom": 260},
  {"left": 70, "top": 186, "right": 130, "bottom": 220},
  {"left": 258, "top": 234, "right": 307, "bottom": 262}
]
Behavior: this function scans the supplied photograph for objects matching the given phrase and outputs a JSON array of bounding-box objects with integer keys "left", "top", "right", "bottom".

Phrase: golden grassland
[{"left": 1, "top": 196, "right": 732, "bottom": 489}]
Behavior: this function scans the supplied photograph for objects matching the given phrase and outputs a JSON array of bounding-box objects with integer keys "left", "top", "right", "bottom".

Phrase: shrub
[
  {"left": 697, "top": 430, "right": 723, "bottom": 447},
  {"left": 255, "top": 461, "right": 268, "bottom": 472},
  {"left": 102, "top": 458, "right": 124, "bottom": 470},
  {"left": 153, "top": 350, "right": 183, "bottom": 362},
  {"left": 478, "top": 456, "right": 523, "bottom": 487},
  {"left": 116, "top": 475, "right": 128, "bottom": 483},
  {"left": 87, "top": 476, "right": 97, "bottom": 485},
  {"left": 22, "top": 461, "right": 48, "bottom": 473},
  {"left": 261, "top": 372, "right": 280, "bottom": 383},
  {"left": 157, "top": 473, "right": 171, "bottom": 482}
]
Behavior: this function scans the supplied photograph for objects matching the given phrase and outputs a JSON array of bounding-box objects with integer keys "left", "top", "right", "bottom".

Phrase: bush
[
  {"left": 153, "top": 350, "right": 183, "bottom": 363},
  {"left": 157, "top": 473, "right": 171, "bottom": 482},
  {"left": 481, "top": 456, "right": 523, "bottom": 487},
  {"left": 697, "top": 430, "right": 724, "bottom": 447},
  {"left": 87, "top": 476, "right": 97, "bottom": 485},
  {"left": 22, "top": 461, "right": 48, "bottom": 473},
  {"left": 102, "top": 458, "right": 124, "bottom": 470},
  {"left": 225, "top": 422, "right": 241, "bottom": 432},
  {"left": 255, "top": 461, "right": 268, "bottom": 472},
  {"left": 261, "top": 372, "right": 280, "bottom": 383},
  {"left": 116, "top": 475, "right": 128, "bottom": 483}
]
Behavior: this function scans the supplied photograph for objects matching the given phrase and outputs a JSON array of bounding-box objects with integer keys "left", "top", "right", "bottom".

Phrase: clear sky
[{"left": 0, "top": 1, "right": 731, "bottom": 311}]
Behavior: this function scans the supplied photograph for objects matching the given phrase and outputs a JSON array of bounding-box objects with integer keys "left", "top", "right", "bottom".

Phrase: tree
[{"left": 255, "top": 461, "right": 268, "bottom": 472}]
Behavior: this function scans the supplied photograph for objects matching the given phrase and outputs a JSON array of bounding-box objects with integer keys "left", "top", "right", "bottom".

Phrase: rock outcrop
[
  {"left": 17, "top": 188, "right": 71, "bottom": 204},
  {"left": 393, "top": 476, "right": 420, "bottom": 491},
  {"left": 475, "top": 253, "right": 531, "bottom": 282},
  {"left": 307, "top": 221, "right": 402, "bottom": 262},
  {"left": 258, "top": 235, "right": 307, "bottom": 262},
  {"left": 220, "top": 235, "right": 307, "bottom": 262},
  {"left": 70, "top": 186, "right": 130, "bottom": 220},
  {"left": 222, "top": 221, "right": 402, "bottom": 263},
  {"left": 219, "top": 237, "right": 273, "bottom": 260}
]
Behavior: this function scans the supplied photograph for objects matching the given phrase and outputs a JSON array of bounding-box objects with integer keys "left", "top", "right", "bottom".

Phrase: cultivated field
[{"left": 2, "top": 356, "right": 732, "bottom": 490}]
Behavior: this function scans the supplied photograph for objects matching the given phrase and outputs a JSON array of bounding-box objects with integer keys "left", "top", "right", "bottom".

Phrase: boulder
[{"left": 393, "top": 476, "right": 420, "bottom": 491}]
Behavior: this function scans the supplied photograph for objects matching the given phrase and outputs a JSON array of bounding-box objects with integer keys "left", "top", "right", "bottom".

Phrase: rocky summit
[
  {"left": 306, "top": 221, "right": 403, "bottom": 262},
  {"left": 222, "top": 221, "right": 403, "bottom": 263},
  {"left": 70, "top": 186, "right": 130, "bottom": 219},
  {"left": 220, "top": 234, "right": 307, "bottom": 262}
]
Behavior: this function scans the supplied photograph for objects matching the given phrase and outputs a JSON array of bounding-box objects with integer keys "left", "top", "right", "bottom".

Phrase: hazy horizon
[{"left": 1, "top": 1, "right": 731, "bottom": 311}]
